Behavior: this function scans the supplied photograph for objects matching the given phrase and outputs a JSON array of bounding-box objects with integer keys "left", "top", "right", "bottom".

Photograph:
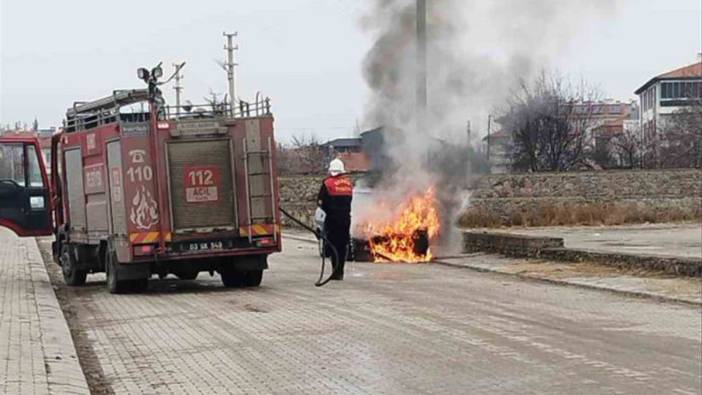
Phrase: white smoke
[
  {"left": 357, "top": 0, "right": 616, "bottom": 250},
  {"left": 362, "top": 0, "right": 617, "bottom": 145}
]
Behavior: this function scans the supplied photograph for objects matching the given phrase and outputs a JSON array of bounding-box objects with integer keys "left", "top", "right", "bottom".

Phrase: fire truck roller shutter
[
  {"left": 167, "top": 138, "right": 237, "bottom": 232},
  {"left": 106, "top": 140, "right": 130, "bottom": 263},
  {"left": 64, "top": 148, "right": 87, "bottom": 239}
]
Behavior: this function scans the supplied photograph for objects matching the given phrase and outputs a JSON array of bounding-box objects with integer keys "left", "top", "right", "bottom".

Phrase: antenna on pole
[
  {"left": 223, "top": 32, "right": 239, "bottom": 116},
  {"left": 173, "top": 63, "right": 184, "bottom": 114}
]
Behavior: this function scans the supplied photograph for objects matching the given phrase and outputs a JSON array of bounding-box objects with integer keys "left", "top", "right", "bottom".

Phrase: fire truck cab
[{"left": 0, "top": 72, "right": 281, "bottom": 293}]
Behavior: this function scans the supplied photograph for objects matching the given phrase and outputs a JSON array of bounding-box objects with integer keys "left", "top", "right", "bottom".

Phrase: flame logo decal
[{"left": 129, "top": 185, "right": 159, "bottom": 230}]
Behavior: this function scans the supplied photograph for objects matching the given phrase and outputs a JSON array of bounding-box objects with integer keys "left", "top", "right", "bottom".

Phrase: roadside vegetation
[{"left": 458, "top": 200, "right": 702, "bottom": 228}]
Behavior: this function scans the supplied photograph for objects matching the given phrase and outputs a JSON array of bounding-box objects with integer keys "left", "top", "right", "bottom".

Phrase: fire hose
[{"left": 279, "top": 207, "right": 340, "bottom": 287}]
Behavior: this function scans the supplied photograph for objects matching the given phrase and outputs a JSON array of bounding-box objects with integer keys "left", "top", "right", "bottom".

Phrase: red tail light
[
  {"left": 133, "top": 244, "right": 155, "bottom": 257},
  {"left": 255, "top": 237, "right": 275, "bottom": 247}
]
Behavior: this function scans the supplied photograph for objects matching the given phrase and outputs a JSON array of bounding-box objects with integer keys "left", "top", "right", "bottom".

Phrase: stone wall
[
  {"left": 280, "top": 170, "right": 702, "bottom": 229},
  {"left": 279, "top": 175, "right": 324, "bottom": 228},
  {"left": 462, "top": 169, "right": 702, "bottom": 226},
  {"left": 463, "top": 231, "right": 564, "bottom": 256}
]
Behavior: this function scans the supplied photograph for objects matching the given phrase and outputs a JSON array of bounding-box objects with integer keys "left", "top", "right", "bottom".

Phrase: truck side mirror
[{"left": 0, "top": 137, "right": 52, "bottom": 237}]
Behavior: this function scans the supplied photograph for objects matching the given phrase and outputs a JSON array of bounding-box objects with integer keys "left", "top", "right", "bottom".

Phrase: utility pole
[
  {"left": 173, "top": 63, "right": 183, "bottom": 113},
  {"left": 416, "top": 0, "right": 427, "bottom": 133},
  {"left": 223, "top": 32, "right": 239, "bottom": 116}
]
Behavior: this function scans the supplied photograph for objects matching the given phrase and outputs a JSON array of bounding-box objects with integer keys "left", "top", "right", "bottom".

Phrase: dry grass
[{"left": 458, "top": 201, "right": 702, "bottom": 228}]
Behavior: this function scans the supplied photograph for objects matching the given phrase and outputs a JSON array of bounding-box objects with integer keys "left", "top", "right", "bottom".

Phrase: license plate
[{"left": 187, "top": 240, "right": 225, "bottom": 252}]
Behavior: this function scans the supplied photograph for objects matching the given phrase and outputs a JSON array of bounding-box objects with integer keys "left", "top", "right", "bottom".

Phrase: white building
[{"left": 635, "top": 58, "right": 702, "bottom": 144}]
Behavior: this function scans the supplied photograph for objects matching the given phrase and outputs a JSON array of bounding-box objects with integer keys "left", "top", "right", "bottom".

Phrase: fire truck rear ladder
[{"left": 242, "top": 137, "right": 277, "bottom": 243}]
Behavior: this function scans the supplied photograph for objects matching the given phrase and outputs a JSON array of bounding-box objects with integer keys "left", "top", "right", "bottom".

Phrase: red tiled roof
[
  {"left": 657, "top": 62, "right": 702, "bottom": 79},
  {"left": 635, "top": 61, "right": 702, "bottom": 94}
]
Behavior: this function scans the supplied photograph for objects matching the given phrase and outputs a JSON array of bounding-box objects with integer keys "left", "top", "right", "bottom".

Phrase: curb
[
  {"left": 283, "top": 233, "right": 318, "bottom": 244},
  {"left": 25, "top": 237, "right": 90, "bottom": 394},
  {"left": 434, "top": 258, "right": 701, "bottom": 307}
]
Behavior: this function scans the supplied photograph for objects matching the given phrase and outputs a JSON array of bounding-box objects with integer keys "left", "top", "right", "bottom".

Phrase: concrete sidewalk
[
  {"left": 495, "top": 223, "right": 702, "bottom": 259},
  {"left": 438, "top": 254, "right": 702, "bottom": 306},
  {"left": 0, "top": 228, "right": 89, "bottom": 394}
]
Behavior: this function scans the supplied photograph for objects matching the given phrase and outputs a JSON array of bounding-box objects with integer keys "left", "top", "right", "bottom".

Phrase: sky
[{"left": 1, "top": 0, "right": 700, "bottom": 144}]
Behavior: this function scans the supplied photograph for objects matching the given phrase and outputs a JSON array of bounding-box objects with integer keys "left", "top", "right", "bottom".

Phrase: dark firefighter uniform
[{"left": 318, "top": 174, "right": 353, "bottom": 280}]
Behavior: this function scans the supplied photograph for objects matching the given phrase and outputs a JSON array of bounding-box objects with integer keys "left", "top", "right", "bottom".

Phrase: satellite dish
[{"left": 183, "top": 100, "right": 193, "bottom": 113}]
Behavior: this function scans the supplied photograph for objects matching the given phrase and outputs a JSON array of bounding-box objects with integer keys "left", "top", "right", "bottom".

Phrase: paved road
[{"left": 38, "top": 237, "right": 701, "bottom": 394}]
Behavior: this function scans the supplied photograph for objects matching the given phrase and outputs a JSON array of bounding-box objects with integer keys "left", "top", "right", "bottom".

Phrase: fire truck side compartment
[
  {"left": 64, "top": 148, "right": 87, "bottom": 240},
  {"left": 106, "top": 139, "right": 131, "bottom": 263}
]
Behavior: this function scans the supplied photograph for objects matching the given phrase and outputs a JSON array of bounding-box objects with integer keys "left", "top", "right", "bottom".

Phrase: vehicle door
[{"left": 0, "top": 137, "right": 52, "bottom": 236}]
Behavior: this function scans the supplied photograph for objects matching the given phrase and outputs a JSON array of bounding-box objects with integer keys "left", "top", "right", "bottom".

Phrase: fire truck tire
[
  {"left": 105, "top": 251, "right": 147, "bottom": 294},
  {"left": 60, "top": 244, "right": 87, "bottom": 286},
  {"left": 243, "top": 270, "right": 263, "bottom": 287},
  {"left": 106, "top": 256, "right": 125, "bottom": 294},
  {"left": 220, "top": 270, "right": 244, "bottom": 288}
]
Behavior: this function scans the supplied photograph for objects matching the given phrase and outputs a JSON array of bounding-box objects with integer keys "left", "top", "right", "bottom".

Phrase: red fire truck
[{"left": 0, "top": 64, "right": 281, "bottom": 293}]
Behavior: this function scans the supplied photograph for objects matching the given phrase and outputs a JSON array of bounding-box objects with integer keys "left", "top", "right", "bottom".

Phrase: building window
[{"left": 659, "top": 81, "right": 702, "bottom": 106}]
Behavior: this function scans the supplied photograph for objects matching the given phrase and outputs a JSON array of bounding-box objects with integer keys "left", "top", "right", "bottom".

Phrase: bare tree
[
  {"left": 658, "top": 100, "right": 702, "bottom": 168},
  {"left": 499, "top": 72, "right": 600, "bottom": 172},
  {"left": 276, "top": 133, "right": 328, "bottom": 175},
  {"left": 611, "top": 124, "right": 643, "bottom": 169},
  {"left": 592, "top": 133, "right": 617, "bottom": 169}
]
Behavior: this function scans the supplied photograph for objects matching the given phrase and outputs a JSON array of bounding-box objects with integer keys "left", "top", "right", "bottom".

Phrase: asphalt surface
[{"left": 39, "top": 236, "right": 702, "bottom": 394}]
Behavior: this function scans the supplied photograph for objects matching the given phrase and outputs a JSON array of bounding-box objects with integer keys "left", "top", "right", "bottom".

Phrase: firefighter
[{"left": 317, "top": 158, "right": 353, "bottom": 280}]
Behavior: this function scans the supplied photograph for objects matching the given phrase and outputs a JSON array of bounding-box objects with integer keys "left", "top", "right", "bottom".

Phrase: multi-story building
[
  {"left": 635, "top": 58, "right": 702, "bottom": 144},
  {"left": 572, "top": 99, "right": 639, "bottom": 146}
]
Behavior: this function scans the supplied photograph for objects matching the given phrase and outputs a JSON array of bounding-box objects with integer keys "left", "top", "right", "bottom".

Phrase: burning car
[{"left": 351, "top": 185, "right": 440, "bottom": 263}]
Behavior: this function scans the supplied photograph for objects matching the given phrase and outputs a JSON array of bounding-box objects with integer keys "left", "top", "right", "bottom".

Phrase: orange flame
[{"left": 363, "top": 187, "right": 440, "bottom": 263}]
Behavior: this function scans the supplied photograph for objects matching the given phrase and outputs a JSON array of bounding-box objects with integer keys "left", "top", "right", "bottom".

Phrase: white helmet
[{"left": 328, "top": 158, "right": 345, "bottom": 176}]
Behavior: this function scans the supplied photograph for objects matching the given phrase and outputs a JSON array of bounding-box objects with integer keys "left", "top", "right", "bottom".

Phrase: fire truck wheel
[
  {"left": 220, "top": 270, "right": 244, "bottom": 288},
  {"left": 105, "top": 251, "right": 130, "bottom": 294},
  {"left": 243, "top": 270, "right": 263, "bottom": 287},
  {"left": 60, "top": 244, "right": 87, "bottom": 286}
]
